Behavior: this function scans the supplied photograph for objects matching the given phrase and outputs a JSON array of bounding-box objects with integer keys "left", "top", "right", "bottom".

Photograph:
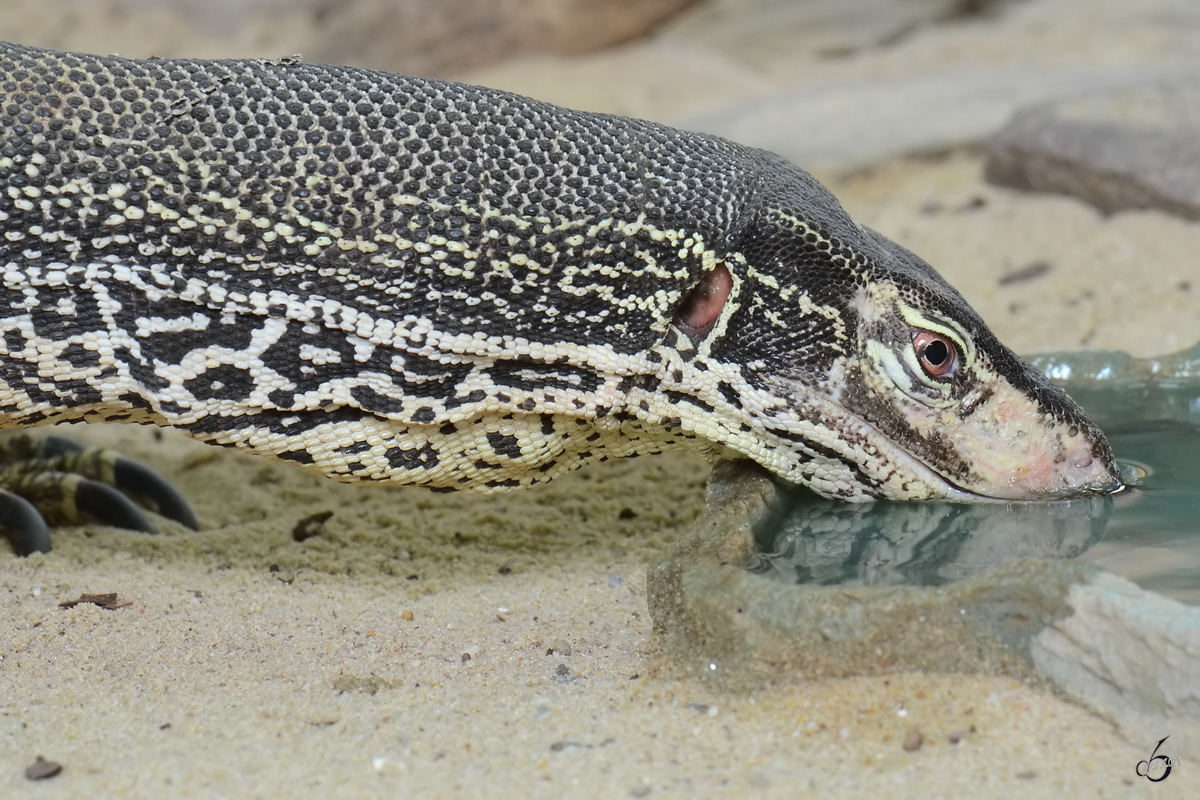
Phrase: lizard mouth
[
  {"left": 920, "top": 460, "right": 1124, "bottom": 504},
  {"left": 761, "top": 378, "right": 1123, "bottom": 504},
  {"left": 840, "top": 405, "right": 1124, "bottom": 504}
]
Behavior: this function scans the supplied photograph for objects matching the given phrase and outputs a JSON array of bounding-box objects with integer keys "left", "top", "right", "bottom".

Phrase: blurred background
[{"left": 0, "top": 0, "right": 1197, "bottom": 355}]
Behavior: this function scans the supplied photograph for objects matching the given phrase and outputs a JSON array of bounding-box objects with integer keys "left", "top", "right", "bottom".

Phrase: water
[
  {"left": 750, "top": 344, "right": 1200, "bottom": 605},
  {"left": 1068, "top": 386, "right": 1200, "bottom": 604}
]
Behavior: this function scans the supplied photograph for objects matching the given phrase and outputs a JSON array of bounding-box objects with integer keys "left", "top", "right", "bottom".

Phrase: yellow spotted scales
[{"left": 0, "top": 41, "right": 1119, "bottom": 505}]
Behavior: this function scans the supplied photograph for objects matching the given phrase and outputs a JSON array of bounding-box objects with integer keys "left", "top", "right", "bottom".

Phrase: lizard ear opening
[{"left": 675, "top": 264, "right": 732, "bottom": 333}]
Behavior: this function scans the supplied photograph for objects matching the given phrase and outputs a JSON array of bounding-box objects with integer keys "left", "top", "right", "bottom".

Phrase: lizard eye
[{"left": 911, "top": 329, "right": 958, "bottom": 377}]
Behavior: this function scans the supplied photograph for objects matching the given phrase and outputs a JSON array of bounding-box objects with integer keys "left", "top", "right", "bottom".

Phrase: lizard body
[{"left": 0, "top": 41, "right": 1118, "bottom": 512}]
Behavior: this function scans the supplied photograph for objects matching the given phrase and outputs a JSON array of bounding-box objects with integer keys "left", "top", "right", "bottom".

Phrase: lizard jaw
[
  {"left": 833, "top": 370, "right": 1124, "bottom": 503},
  {"left": 726, "top": 373, "right": 1123, "bottom": 504}
]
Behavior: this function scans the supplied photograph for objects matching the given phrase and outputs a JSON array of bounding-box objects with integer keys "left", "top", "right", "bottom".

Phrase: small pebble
[
  {"left": 25, "top": 756, "right": 62, "bottom": 780},
  {"left": 1016, "top": 769, "right": 1037, "bottom": 780},
  {"left": 902, "top": 728, "right": 924, "bottom": 752},
  {"left": 372, "top": 756, "right": 406, "bottom": 776},
  {"left": 400, "top": 610, "right": 414, "bottom": 621},
  {"left": 948, "top": 729, "right": 967, "bottom": 745},
  {"left": 555, "top": 663, "right": 570, "bottom": 677},
  {"left": 461, "top": 653, "right": 471, "bottom": 663}
]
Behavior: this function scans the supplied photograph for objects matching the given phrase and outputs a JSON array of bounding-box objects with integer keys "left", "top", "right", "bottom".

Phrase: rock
[
  {"left": 24, "top": 756, "right": 62, "bottom": 781},
  {"left": 902, "top": 727, "right": 924, "bottom": 752},
  {"left": 0, "top": 0, "right": 698, "bottom": 76},
  {"left": 985, "top": 82, "right": 1200, "bottom": 220},
  {"left": 664, "top": 0, "right": 1018, "bottom": 65},
  {"left": 677, "top": 66, "right": 1191, "bottom": 174},
  {"left": 1031, "top": 572, "right": 1200, "bottom": 761},
  {"left": 311, "top": 0, "right": 701, "bottom": 76}
]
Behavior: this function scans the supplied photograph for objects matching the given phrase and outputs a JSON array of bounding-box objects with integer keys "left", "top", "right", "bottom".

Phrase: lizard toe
[
  {"left": 0, "top": 434, "right": 196, "bottom": 554},
  {"left": 0, "top": 490, "right": 50, "bottom": 556}
]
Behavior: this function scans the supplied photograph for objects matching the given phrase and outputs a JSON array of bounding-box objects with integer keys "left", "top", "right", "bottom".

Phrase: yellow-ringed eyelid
[{"left": 894, "top": 301, "right": 974, "bottom": 366}]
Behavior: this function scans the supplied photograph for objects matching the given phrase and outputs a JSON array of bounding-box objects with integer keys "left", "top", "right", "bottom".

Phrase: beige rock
[
  {"left": 987, "top": 81, "right": 1200, "bottom": 220},
  {"left": 1032, "top": 572, "right": 1200, "bottom": 761},
  {"left": 0, "top": 0, "right": 698, "bottom": 75}
]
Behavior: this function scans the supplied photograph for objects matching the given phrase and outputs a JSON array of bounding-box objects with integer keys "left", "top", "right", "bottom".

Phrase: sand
[
  {"left": 5, "top": 425, "right": 1189, "bottom": 798},
  {"left": 2, "top": 0, "right": 1198, "bottom": 796}
]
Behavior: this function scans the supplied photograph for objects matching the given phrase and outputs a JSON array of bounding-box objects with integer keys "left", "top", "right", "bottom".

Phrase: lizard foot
[{"left": 0, "top": 434, "right": 198, "bottom": 556}]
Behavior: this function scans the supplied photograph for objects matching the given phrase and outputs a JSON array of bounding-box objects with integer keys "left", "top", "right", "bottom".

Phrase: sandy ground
[
  {"left": 3, "top": 0, "right": 1199, "bottom": 797},
  {"left": 4, "top": 425, "right": 1192, "bottom": 798}
]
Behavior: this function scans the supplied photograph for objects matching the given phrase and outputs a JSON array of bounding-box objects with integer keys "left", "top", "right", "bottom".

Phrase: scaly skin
[{"left": 0, "top": 41, "right": 1119, "bottom": 508}]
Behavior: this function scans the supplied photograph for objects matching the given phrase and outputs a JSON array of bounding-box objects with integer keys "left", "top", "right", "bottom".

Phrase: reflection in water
[
  {"left": 750, "top": 489, "right": 1111, "bottom": 588},
  {"left": 749, "top": 342, "right": 1200, "bottom": 604},
  {"left": 1079, "top": 420, "right": 1200, "bottom": 604}
]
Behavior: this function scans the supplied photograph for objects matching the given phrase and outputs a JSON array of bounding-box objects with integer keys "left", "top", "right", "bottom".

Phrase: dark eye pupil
[{"left": 923, "top": 340, "right": 949, "bottom": 366}]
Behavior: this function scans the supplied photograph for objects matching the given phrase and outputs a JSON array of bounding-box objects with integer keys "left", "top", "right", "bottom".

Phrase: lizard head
[{"left": 669, "top": 160, "right": 1121, "bottom": 503}]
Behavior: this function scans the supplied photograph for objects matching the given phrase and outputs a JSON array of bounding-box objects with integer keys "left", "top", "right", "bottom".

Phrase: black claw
[
  {"left": 0, "top": 489, "right": 51, "bottom": 556},
  {"left": 0, "top": 434, "right": 199, "bottom": 554},
  {"left": 111, "top": 457, "right": 200, "bottom": 530},
  {"left": 73, "top": 479, "right": 157, "bottom": 534}
]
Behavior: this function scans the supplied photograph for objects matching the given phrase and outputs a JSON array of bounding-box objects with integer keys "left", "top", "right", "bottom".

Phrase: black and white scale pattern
[{"left": 0, "top": 41, "right": 1114, "bottom": 500}]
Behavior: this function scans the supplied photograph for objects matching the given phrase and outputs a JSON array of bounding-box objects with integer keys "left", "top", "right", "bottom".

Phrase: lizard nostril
[{"left": 1068, "top": 443, "right": 1094, "bottom": 470}]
